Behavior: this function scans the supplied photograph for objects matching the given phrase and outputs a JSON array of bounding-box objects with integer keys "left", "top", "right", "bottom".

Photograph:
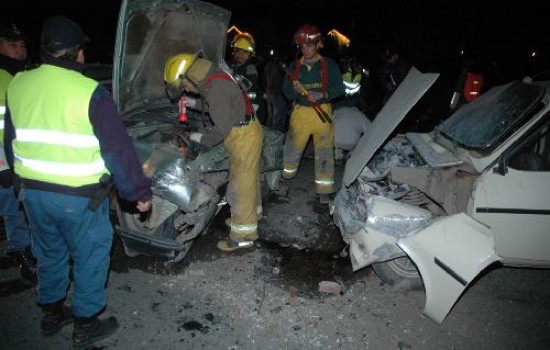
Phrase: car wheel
[{"left": 372, "top": 257, "right": 424, "bottom": 291}]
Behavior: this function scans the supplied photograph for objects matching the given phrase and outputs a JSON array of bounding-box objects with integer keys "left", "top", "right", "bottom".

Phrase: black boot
[
  {"left": 73, "top": 315, "right": 119, "bottom": 350},
  {"left": 14, "top": 247, "right": 37, "bottom": 284},
  {"left": 41, "top": 300, "right": 74, "bottom": 337}
]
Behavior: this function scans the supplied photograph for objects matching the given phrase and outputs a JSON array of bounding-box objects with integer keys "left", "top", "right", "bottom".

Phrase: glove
[{"left": 189, "top": 132, "right": 203, "bottom": 143}]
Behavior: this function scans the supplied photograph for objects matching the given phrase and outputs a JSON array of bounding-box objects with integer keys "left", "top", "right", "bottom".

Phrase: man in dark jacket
[
  {"left": 4, "top": 16, "right": 152, "bottom": 349},
  {"left": 0, "top": 22, "right": 36, "bottom": 284}
]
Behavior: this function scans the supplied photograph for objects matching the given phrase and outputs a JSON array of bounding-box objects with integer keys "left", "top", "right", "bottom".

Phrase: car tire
[{"left": 372, "top": 258, "right": 424, "bottom": 291}]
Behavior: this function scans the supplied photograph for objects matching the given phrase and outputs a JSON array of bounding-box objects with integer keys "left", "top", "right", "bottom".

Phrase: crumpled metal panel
[
  {"left": 334, "top": 188, "right": 432, "bottom": 271},
  {"left": 343, "top": 67, "right": 439, "bottom": 187},
  {"left": 334, "top": 183, "right": 432, "bottom": 244}
]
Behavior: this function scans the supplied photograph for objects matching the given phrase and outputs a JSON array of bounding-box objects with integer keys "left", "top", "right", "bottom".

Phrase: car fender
[
  {"left": 397, "top": 213, "right": 499, "bottom": 323},
  {"left": 349, "top": 227, "right": 408, "bottom": 271},
  {"left": 348, "top": 195, "right": 432, "bottom": 271}
]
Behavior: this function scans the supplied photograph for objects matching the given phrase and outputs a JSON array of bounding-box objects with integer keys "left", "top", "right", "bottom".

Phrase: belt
[{"left": 233, "top": 114, "right": 255, "bottom": 128}]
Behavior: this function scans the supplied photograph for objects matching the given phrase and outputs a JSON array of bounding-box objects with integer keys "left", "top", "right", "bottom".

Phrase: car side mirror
[{"left": 493, "top": 156, "right": 508, "bottom": 176}]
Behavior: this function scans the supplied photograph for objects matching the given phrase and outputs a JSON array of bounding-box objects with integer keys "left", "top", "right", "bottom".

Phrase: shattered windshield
[{"left": 437, "top": 81, "right": 544, "bottom": 150}]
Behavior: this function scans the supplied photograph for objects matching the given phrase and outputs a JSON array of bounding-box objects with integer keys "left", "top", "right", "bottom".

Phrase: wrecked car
[
  {"left": 332, "top": 67, "right": 550, "bottom": 323},
  {"left": 110, "top": 0, "right": 284, "bottom": 263}
]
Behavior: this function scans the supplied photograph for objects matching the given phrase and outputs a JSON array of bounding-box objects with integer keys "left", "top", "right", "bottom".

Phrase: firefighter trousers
[
  {"left": 282, "top": 103, "right": 335, "bottom": 194},
  {"left": 224, "top": 118, "right": 264, "bottom": 241}
]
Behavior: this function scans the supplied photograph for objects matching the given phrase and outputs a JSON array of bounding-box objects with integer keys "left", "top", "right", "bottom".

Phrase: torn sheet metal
[{"left": 343, "top": 67, "right": 440, "bottom": 187}]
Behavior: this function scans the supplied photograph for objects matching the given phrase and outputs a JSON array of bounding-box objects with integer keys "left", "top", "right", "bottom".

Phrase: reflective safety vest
[
  {"left": 0, "top": 69, "right": 13, "bottom": 171},
  {"left": 342, "top": 71, "right": 361, "bottom": 96},
  {"left": 8, "top": 64, "right": 109, "bottom": 187},
  {"left": 0, "top": 69, "right": 14, "bottom": 146}
]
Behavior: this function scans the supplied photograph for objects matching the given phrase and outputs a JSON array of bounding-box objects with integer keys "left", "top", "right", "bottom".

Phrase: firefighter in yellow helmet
[
  {"left": 282, "top": 24, "right": 345, "bottom": 202},
  {"left": 164, "top": 53, "right": 264, "bottom": 252},
  {"left": 227, "top": 32, "right": 264, "bottom": 121}
]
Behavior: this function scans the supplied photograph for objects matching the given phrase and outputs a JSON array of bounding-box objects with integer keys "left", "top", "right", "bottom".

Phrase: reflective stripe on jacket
[{"left": 8, "top": 64, "right": 109, "bottom": 187}]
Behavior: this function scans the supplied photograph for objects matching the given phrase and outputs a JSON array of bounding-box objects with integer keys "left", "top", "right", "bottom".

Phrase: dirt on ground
[{"left": 1, "top": 157, "right": 550, "bottom": 350}]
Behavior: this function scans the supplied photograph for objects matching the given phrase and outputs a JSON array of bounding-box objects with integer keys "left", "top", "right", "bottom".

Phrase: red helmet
[{"left": 294, "top": 24, "right": 322, "bottom": 45}]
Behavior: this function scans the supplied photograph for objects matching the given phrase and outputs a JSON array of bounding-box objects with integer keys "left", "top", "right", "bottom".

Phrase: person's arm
[
  {"left": 88, "top": 86, "right": 152, "bottom": 210},
  {"left": 282, "top": 62, "right": 299, "bottom": 101},
  {"left": 3, "top": 102, "right": 15, "bottom": 169}
]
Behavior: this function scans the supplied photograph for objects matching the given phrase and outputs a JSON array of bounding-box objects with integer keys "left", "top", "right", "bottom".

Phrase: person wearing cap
[
  {"left": 282, "top": 24, "right": 345, "bottom": 203},
  {"left": 227, "top": 32, "right": 265, "bottom": 122},
  {"left": 0, "top": 22, "right": 37, "bottom": 284},
  {"left": 164, "top": 52, "right": 264, "bottom": 252},
  {"left": 3, "top": 15, "right": 153, "bottom": 348}
]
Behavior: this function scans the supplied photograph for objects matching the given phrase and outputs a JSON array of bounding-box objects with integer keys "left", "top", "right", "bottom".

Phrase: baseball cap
[
  {"left": 0, "top": 23, "right": 26, "bottom": 42},
  {"left": 41, "top": 15, "right": 89, "bottom": 52}
]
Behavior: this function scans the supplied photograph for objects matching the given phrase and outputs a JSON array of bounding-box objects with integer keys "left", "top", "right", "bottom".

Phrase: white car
[{"left": 332, "top": 67, "right": 550, "bottom": 323}]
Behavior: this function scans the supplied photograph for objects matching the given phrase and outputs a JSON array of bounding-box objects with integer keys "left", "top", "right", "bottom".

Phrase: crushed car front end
[{"left": 111, "top": 0, "right": 284, "bottom": 263}]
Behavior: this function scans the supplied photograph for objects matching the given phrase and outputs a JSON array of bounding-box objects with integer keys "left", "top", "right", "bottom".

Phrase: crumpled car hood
[
  {"left": 112, "top": 0, "right": 231, "bottom": 118},
  {"left": 343, "top": 67, "right": 439, "bottom": 187}
]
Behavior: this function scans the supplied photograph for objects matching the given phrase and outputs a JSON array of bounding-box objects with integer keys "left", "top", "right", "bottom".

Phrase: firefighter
[
  {"left": 227, "top": 32, "right": 264, "bottom": 121},
  {"left": 164, "top": 53, "right": 264, "bottom": 252},
  {"left": 282, "top": 24, "right": 345, "bottom": 202}
]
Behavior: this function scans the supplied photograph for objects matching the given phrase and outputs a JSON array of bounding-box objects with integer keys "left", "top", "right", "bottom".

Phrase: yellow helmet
[
  {"left": 231, "top": 32, "right": 255, "bottom": 54},
  {"left": 164, "top": 53, "right": 198, "bottom": 86}
]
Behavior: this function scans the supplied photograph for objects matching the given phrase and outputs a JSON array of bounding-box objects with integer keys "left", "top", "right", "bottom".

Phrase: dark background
[{"left": 3, "top": 1, "right": 549, "bottom": 84}]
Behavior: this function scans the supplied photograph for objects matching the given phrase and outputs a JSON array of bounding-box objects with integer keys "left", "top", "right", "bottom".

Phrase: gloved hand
[
  {"left": 189, "top": 132, "right": 203, "bottom": 143},
  {"left": 137, "top": 200, "right": 152, "bottom": 213}
]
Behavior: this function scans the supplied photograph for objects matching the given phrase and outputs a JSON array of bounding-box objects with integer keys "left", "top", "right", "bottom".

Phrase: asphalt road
[{"left": 1, "top": 157, "right": 550, "bottom": 349}]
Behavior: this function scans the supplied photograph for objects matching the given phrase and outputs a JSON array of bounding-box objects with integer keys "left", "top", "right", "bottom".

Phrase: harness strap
[
  {"left": 206, "top": 72, "right": 254, "bottom": 116},
  {"left": 294, "top": 56, "right": 328, "bottom": 92}
]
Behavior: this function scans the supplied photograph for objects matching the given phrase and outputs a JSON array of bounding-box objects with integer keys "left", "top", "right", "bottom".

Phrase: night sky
[{"left": 3, "top": 1, "right": 548, "bottom": 83}]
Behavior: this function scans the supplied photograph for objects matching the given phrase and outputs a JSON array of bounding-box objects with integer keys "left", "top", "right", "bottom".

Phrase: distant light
[
  {"left": 269, "top": 49, "right": 274, "bottom": 56},
  {"left": 530, "top": 51, "right": 538, "bottom": 58},
  {"left": 459, "top": 49, "right": 465, "bottom": 55},
  {"left": 327, "top": 29, "right": 351, "bottom": 48}
]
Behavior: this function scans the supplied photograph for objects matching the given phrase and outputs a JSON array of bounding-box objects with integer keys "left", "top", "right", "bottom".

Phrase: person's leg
[
  {"left": 0, "top": 186, "right": 32, "bottom": 252},
  {"left": 311, "top": 104, "right": 335, "bottom": 194},
  {"left": 220, "top": 120, "right": 264, "bottom": 250},
  {"left": 282, "top": 105, "right": 312, "bottom": 179},
  {"left": 21, "top": 189, "right": 73, "bottom": 336}
]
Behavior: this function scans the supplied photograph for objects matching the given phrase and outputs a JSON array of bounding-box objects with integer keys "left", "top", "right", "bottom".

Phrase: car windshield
[{"left": 437, "top": 80, "right": 544, "bottom": 151}]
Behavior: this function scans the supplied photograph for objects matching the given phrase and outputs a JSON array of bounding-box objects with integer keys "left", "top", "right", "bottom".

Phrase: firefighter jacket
[{"left": 282, "top": 56, "right": 345, "bottom": 105}]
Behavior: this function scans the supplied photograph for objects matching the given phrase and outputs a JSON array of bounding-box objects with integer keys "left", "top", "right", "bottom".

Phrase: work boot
[
  {"left": 14, "top": 247, "right": 37, "bottom": 284},
  {"left": 73, "top": 316, "right": 119, "bottom": 350},
  {"left": 217, "top": 239, "right": 255, "bottom": 252},
  {"left": 41, "top": 301, "right": 74, "bottom": 337}
]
